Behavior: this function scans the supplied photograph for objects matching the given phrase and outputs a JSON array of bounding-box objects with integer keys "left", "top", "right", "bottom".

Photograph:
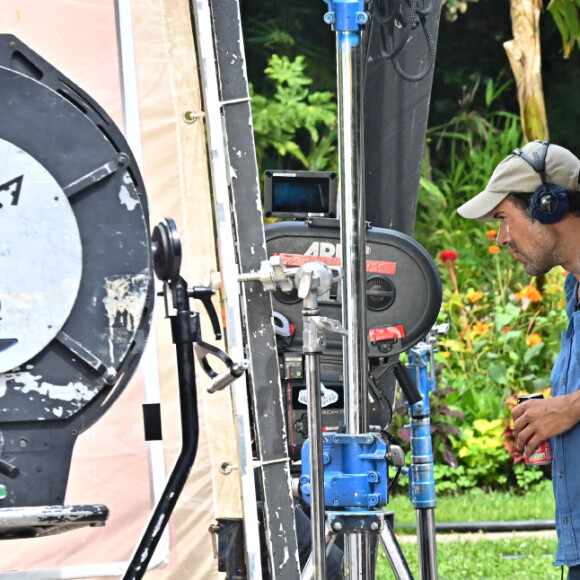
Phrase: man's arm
[{"left": 512, "top": 391, "right": 580, "bottom": 458}]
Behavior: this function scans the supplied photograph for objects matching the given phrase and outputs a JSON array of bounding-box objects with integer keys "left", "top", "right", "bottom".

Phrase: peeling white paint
[
  {"left": 4, "top": 372, "right": 40, "bottom": 394},
  {"left": 119, "top": 183, "right": 139, "bottom": 211},
  {"left": 119, "top": 172, "right": 140, "bottom": 210},
  {"left": 19, "top": 376, "right": 96, "bottom": 404},
  {"left": 102, "top": 272, "right": 149, "bottom": 363},
  {"left": 280, "top": 547, "right": 290, "bottom": 568}
]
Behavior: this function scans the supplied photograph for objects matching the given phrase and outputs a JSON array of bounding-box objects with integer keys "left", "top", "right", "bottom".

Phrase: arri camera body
[{"left": 263, "top": 170, "right": 442, "bottom": 461}]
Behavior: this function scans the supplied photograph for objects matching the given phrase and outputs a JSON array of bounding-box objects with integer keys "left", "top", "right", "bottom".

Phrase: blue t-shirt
[{"left": 551, "top": 272, "right": 580, "bottom": 566}]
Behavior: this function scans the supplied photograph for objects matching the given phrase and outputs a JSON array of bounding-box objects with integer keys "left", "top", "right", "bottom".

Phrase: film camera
[{"left": 263, "top": 170, "right": 442, "bottom": 459}]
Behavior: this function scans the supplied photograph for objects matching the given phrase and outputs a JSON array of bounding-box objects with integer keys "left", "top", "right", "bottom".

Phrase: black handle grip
[
  {"left": 191, "top": 287, "right": 222, "bottom": 341},
  {"left": 0, "top": 459, "right": 19, "bottom": 479},
  {"left": 394, "top": 362, "right": 422, "bottom": 405}
]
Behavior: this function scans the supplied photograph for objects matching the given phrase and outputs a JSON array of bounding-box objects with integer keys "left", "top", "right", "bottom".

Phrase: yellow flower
[
  {"left": 488, "top": 245, "right": 501, "bottom": 255},
  {"left": 472, "top": 321, "right": 491, "bottom": 336},
  {"left": 440, "top": 351, "right": 451, "bottom": 359},
  {"left": 467, "top": 290, "right": 484, "bottom": 303},
  {"left": 527, "top": 333, "right": 542, "bottom": 347}
]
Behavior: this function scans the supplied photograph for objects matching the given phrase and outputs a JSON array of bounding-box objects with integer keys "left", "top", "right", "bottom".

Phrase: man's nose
[{"left": 496, "top": 223, "right": 510, "bottom": 246}]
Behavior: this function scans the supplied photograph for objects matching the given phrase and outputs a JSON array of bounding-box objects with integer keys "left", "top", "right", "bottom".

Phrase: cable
[
  {"left": 368, "top": 368, "right": 395, "bottom": 430},
  {"left": 369, "top": 0, "right": 436, "bottom": 82},
  {"left": 388, "top": 466, "right": 403, "bottom": 492}
]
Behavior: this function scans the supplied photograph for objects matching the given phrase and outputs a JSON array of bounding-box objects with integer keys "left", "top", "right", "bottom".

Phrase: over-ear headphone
[{"left": 512, "top": 140, "right": 570, "bottom": 224}]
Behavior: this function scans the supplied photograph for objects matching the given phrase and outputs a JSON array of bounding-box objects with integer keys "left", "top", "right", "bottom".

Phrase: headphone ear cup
[{"left": 530, "top": 183, "right": 570, "bottom": 224}]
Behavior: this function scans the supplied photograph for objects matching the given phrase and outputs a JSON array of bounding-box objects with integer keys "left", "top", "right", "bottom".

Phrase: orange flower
[
  {"left": 440, "top": 351, "right": 451, "bottom": 359},
  {"left": 487, "top": 229, "right": 498, "bottom": 242},
  {"left": 488, "top": 245, "right": 501, "bottom": 255},
  {"left": 467, "top": 289, "right": 484, "bottom": 303},
  {"left": 517, "top": 285, "right": 542, "bottom": 302},
  {"left": 527, "top": 333, "right": 542, "bottom": 347},
  {"left": 472, "top": 321, "right": 491, "bottom": 336},
  {"left": 503, "top": 326, "right": 510, "bottom": 333}
]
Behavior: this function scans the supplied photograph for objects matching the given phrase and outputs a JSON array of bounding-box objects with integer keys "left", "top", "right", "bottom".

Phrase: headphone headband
[{"left": 512, "top": 140, "right": 550, "bottom": 186}]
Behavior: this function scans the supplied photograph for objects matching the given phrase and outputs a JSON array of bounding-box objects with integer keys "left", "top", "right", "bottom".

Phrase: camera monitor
[{"left": 264, "top": 170, "right": 337, "bottom": 219}]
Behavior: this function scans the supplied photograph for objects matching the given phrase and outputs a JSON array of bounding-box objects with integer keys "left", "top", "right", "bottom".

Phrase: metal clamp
[{"left": 238, "top": 256, "right": 295, "bottom": 292}]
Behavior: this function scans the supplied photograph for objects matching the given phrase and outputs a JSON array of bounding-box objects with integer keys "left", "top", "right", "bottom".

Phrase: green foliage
[
  {"left": 454, "top": 419, "right": 511, "bottom": 489},
  {"left": 441, "top": 0, "right": 480, "bottom": 22},
  {"left": 548, "top": 0, "right": 580, "bottom": 58},
  {"left": 240, "top": 0, "right": 335, "bottom": 96},
  {"left": 513, "top": 462, "right": 547, "bottom": 490},
  {"left": 250, "top": 55, "right": 337, "bottom": 171}
]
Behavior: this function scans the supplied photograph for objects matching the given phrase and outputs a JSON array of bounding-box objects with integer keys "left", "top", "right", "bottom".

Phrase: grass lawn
[
  {"left": 387, "top": 481, "right": 555, "bottom": 528},
  {"left": 376, "top": 536, "right": 560, "bottom": 580},
  {"left": 375, "top": 481, "right": 561, "bottom": 579}
]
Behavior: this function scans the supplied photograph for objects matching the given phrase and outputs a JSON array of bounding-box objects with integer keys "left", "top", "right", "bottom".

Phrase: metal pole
[
  {"left": 337, "top": 28, "right": 371, "bottom": 580},
  {"left": 338, "top": 32, "right": 368, "bottom": 435},
  {"left": 305, "top": 350, "right": 327, "bottom": 580},
  {"left": 417, "top": 508, "right": 438, "bottom": 579},
  {"left": 298, "top": 262, "right": 336, "bottom": 579}
]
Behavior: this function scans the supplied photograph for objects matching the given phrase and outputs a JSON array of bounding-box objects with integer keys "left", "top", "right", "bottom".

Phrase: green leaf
[
  {"left": 489, "top": 365, "right": 509, "bottom": 385},
  {"left": 524, "top": 342, "right": 545, "bottom": 364}
]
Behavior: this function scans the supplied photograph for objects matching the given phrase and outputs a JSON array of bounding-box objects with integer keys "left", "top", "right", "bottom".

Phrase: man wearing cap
[{"left": 458, "top": 140, "right": 580, "bottom": 579}]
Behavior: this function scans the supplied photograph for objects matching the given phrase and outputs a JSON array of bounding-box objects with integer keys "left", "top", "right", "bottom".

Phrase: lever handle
[
  {"left": 394, "top": 361, "right": 421, "bottom": 405},
  {"left": 206, "top": 360, "right": 249, "bottom": 393}
]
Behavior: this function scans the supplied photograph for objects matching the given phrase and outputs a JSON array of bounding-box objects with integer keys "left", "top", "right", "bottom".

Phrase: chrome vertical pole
[
  {"left": 297, "top": 262, "right": 336, "bottom": 579},
  {"left": 336, "top": 23, "right": 371, "bottom": 580},
  {"left": 305, "top": 351, "right": 326, "bottom": 580},
  {"left": 338, "top": 30, "right": 368, "bottom": 437},
  {"left": 417, "top": 509, "right": 438, "bottom": 580}
]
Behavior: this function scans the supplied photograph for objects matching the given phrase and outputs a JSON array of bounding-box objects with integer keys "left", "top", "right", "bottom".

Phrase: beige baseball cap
[{"left": 457, "top": 141, "right": 580, "bottom": 221}]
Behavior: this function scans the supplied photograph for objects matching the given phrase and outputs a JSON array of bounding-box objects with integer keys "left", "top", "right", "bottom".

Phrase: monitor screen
[{"left": 264, "top": 170, "right": 337, "bottom": 218}]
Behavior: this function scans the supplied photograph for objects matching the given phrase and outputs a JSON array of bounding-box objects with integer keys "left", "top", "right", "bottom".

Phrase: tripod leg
[
  {"left": 378, "top": 521, "right": 415, "bottom": 580},
  {"left": 301, "top": 531, "right": 339, "bottom": 580}
]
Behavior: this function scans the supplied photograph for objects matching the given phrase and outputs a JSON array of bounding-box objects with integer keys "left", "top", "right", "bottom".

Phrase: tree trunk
[{"left": 504, "top": 0, "right": 549, "bottom": 142}]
